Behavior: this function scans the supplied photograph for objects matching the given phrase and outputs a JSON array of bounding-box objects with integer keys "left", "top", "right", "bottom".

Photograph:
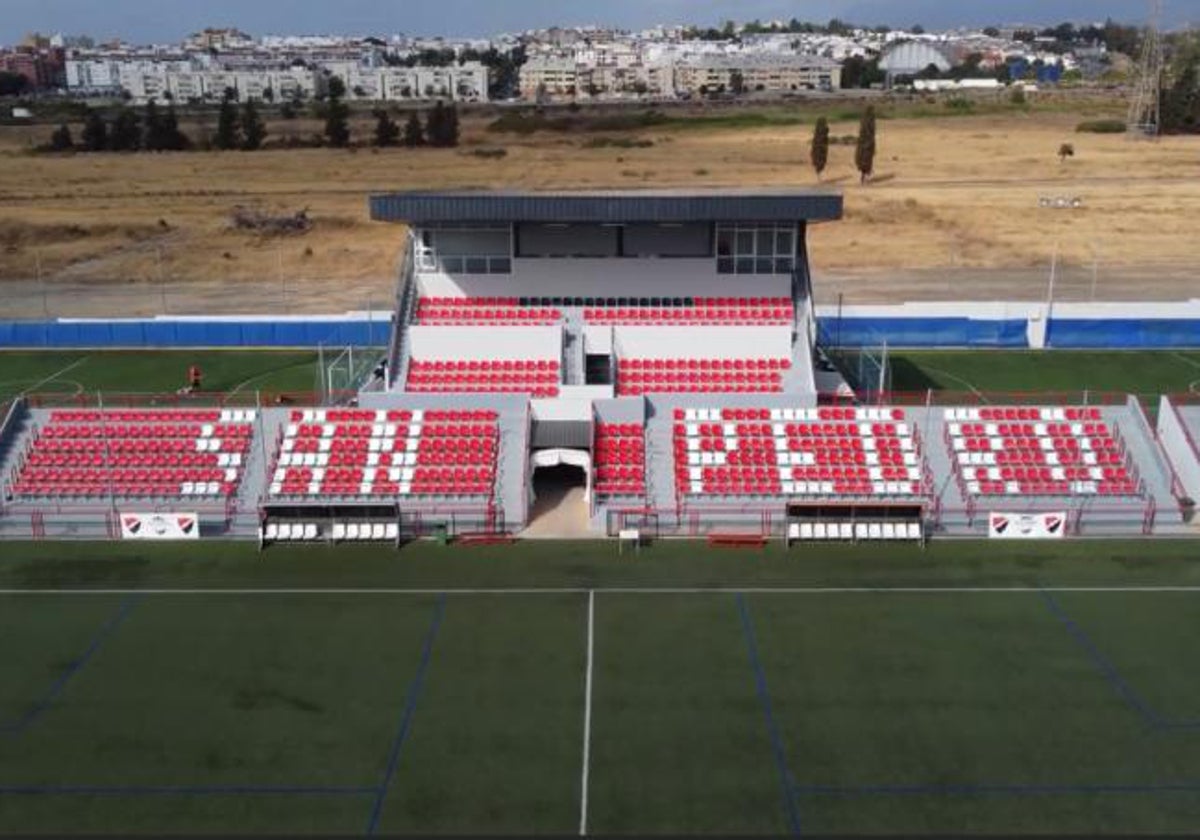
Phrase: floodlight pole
[
  {"left": 36, "top": 249, "right": 48, "bottom": 318},
  {"left": 157, "top": 245, "right": 168, "bottom": 315}
]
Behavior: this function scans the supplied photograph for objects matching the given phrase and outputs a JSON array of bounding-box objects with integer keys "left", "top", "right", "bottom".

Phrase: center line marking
[{"left": 579, "top": 589, "right": 595, "bottom": 836}]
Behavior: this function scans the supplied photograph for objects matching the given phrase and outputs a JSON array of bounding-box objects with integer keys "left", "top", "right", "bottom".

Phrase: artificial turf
[
  {"left": 0, "top": 350, "right": 321, "bottom": 402},
  {"left": 2, "top": 345, "right": 1200, "bottom": 834},
  {"left": 888, "top": 349, "right": 1200, "bottom": 399},
  {"left": 3, "top": 540, "right": 1200, "bottom": 834}
]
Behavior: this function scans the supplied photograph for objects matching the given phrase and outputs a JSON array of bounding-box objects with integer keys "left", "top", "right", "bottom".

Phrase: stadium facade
[{"left": 0, "top": 189, "right": 1196, "bottom": 544}]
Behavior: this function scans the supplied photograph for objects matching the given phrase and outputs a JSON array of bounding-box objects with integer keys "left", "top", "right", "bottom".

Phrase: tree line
[{"left": 42, "top": 77, "right": 462, "bottom": 153}]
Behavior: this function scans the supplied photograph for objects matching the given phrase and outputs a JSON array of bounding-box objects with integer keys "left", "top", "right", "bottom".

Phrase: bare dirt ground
[{"left": 1, "top": 105, "right": 1198, "bottom": 316}]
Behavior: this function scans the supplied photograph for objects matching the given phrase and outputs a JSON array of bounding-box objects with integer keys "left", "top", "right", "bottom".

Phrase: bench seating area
[
  {"left": 789, "top": 521, "right": 923, "bottom": 542},
  {"left": 617, "top": 358, "right": 789, "bottom": 396},
  {"left": 262, "top": 521, "right": 401, "bottom": 543},
  {"left": 593, "top": 422, "right": 646, "bottom": 497},
  {"left": 10, "top": 409, "right": 256, "bottom": 500},
  {"left": 269, "top": 408, "right": 499, "bottom": 498},
  {"left": 585, "top": 297, "right": 792, "bottom": 325},
  {"left": 945, "top": 406, "right": 1140, "bottom": 497},
  {"left": 415, "top": 297, "right": 561, "bottom": 325},
  {"left": 673, "top": 406, "right": 926, "bottom": 498},
  {"left": 406, "top": 359, "right": 561, "bottom": 398}
]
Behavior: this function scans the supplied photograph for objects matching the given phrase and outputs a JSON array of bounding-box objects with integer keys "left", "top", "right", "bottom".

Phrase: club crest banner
[
  {"left": 120, "top": 513, "right": 200, "bottom": 540},
  {"left": 987, "top": 512, "right": 1067, "bottom": 540}
]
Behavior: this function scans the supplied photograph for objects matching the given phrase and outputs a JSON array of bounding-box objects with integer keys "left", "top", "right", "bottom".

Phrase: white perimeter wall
[
  {"left": 533, "top": 386, "right": 615, "bottom": 422},
  {"left": 815, "top": 300, "right": 1200, "bottom": 319},
  {"left": 408, "top": 325, "right": 561, "bottom": 361},
  {"left": 614, "top": 326, "right": 791, "bottom": 360},
  {"left": 1158, "top": 398, "right": 1200, "bottom": 502},
  {"left": 417, "top": 259, "right": 789, "bottom": 300}
]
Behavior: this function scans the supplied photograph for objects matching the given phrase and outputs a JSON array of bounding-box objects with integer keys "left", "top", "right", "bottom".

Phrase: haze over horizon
[{"left": 2, "top": 0, "right": 1193, "bottom": 46}]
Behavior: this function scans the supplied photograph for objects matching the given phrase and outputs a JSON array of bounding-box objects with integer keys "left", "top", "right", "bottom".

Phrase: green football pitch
[
  {"left": 2, "top": 348, "right": 1198, "bottom": 406},
  {"left": 3, "top": 540, "right": 1200, "bottom": 835},
  {"left": 888, "top": 349, "right": 1200, "bottom": 398},
  {"left": 0, "top": 350, "right": 321, "bottom": 403}
]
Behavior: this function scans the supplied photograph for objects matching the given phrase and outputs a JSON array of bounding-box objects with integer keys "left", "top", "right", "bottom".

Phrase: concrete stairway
[
  {"left": 906, "top": 406, "right": 975, "bottom": 533},
  {"left": 0, "top": 403, "right": 38, "bottom": 506},
  {"left": 643, "top": 397, "right": 681, "bottom": 514}
]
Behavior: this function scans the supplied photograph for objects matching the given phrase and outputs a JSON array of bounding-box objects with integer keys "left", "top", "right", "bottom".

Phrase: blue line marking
[
  {"left": 365, "top": 593, "right": 446, "bottom": 836},
  {"left": 1040, "top": 590, "right": 1200, "bottom": 730},
  {"left": 0, "top": 784, "right": 377, "bottom": 797},
  {"left": 796, "top": 781, "right": 1200, "bottom": 797},
  {"left": 1, "top": 594, "right": 142, "bottom": 736},
  {"left": 737, "top": 593, "right": 802, "bottom": 837}
]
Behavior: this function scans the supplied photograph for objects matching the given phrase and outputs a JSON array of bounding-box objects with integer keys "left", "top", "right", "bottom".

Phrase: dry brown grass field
[{"left": 1, "top": 101, "right": 1198, "bottom": 316}]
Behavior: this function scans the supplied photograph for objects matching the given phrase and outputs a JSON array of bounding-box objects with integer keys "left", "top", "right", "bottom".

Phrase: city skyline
[{"left": 2, "top": 0, "right": 1185, "bottom": 46}]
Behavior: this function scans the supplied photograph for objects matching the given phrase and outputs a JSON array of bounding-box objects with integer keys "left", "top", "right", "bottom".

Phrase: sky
[{"left": 2, "top": 0, "right": 1194, "bottom": 45}]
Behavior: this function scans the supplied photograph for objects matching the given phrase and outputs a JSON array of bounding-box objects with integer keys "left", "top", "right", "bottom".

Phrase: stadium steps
[
  {"left": 0, "top": 402, "right": 36, "bottom": 505},
  {"left": 1110, "top": 403, "right": 1180, "bottom": 514},
  {"left": 907, "top": 406, "right": 975, "bottom": 533},
  {"left": 644, "top": 399, "right": 683, "bottom": 513},
  {"left": 562, "top": 310, "right": 585, "bottom": 387},
  {"left": 236, "top": 408, "right": 290, "bottom": 515},
  {"left": 783, "top": 314, "right": 818, "bottom": 397},
  {"left": 493, "top": 403, "right": 532, "bottom": 530}
]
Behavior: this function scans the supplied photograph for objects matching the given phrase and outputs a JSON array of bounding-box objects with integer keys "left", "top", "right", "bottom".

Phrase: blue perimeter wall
[
  {"left": 1045, "top": 319, "right": 1200, "bottom": 349},
  {"left": 0, "top": 319, "right": 387, "bottom": 349},
  {"left": 817, "top": 317, "right": 1029, "bottom": 348},
  {"left": 0, "top": 316, "right": 1198, "bottom": 349}
]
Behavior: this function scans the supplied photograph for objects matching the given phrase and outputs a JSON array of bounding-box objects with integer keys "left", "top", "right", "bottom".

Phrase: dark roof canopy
[{"left": 369, "top": 189, "right": 842, "bottom": 225}]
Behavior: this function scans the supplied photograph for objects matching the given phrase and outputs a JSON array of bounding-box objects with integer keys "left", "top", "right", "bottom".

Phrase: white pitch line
[
  {"left": 22, "top": 356, "right": 89, "bottom": 395},
  {"left": 2, "top": 586, "right": 1200, "bottom": 596},
  {"left": 579, "top": 589, "right": 595, "bottom": 837}
]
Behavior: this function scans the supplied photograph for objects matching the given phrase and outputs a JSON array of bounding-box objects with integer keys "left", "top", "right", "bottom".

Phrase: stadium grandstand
[{"left": 0, "top": 189, "right": 1194, "bottom": 543}]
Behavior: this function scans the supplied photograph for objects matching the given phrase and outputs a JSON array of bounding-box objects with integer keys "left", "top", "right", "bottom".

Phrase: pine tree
[
  {"left": 373, "top": 109, "right": 400, "bottom": 147},
  {"left": 854, "top": 106, "right": 876, "bottom": 184},
  {"left": 49, "top": 123, "right": 74, "bottom": 152},
  {"left": 241, "top": 100, "right": 267, "bottom": 150},
  {"left": 403, "top": 111, "right": 425, "bottom": 147},
  {"left": 81, "top": 109, "right": 108, "bottom": 152},
  {"left": 215, "top": 88, "right": 241, "bottom": 150},
  {"left": 810, "top": 116, "right": 830, "bottom": 180},
  {"left": 108, "top": 106, "right": 141, "bottom": 151}
]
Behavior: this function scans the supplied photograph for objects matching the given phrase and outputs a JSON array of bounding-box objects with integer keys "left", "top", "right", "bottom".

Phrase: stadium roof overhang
[{"left": 369, "top": 188, "right": 843, "bottom": 225}]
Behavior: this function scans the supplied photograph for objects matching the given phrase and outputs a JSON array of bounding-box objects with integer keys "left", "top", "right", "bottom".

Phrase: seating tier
[
  {"left": 945, "top": 406, "right": 1139, "bottom": 497},
  {"left": 585, "top": 297, "right": 792, "bottom": 325},
  {"left": 269, "top": 408, "right": 500, "bottom": 499},
  {"left": 617, "top": 358, "right": 789, "bottom": 396},
  {"left": 673, "top": 406, "right": 925, "bottom": 498},
  {"left": 406, "top": 359, "right": 560, "bottom": 398},
  {"left": 10, "top": 409, "right": 256, "bottom": 500},
  {"left": 593, "top": 422, "right": 646, "bottom": 497}
]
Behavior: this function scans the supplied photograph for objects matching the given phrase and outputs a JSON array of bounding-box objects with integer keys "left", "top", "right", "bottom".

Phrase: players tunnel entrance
[{"left": 525, "top": 448, "right": 592, "bottom": 537}]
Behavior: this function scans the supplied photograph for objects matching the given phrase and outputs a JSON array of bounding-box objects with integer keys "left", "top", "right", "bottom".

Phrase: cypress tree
[
  {"left": 215, "top": 88, "right": 241, "bottom": 150},
  {"left": 49, "top": 123, "right": 74, "bottom": 151},
  {"left": 373, "top": 109, "right": 400, "bottom": 147},
  {"left": 403, "top": 111, "right": 425, "bottom": 147},
  {"left": 323, "top": 77, "right": 351, "bottom": 147},
  {"left": 810, "top": 116, "right": 830, "bottom": 180},
  {"left": 855, "top": 105, "right": 876, "bottom": 184},
  {"left": 81, "top": 109, "right": 108, "bottom": 152},
  {"left": 108, "top": 106, "right": 141, "bottom": 151},
  {"left": 241, "top": 100, "right": 267, "bottom": 150}
]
